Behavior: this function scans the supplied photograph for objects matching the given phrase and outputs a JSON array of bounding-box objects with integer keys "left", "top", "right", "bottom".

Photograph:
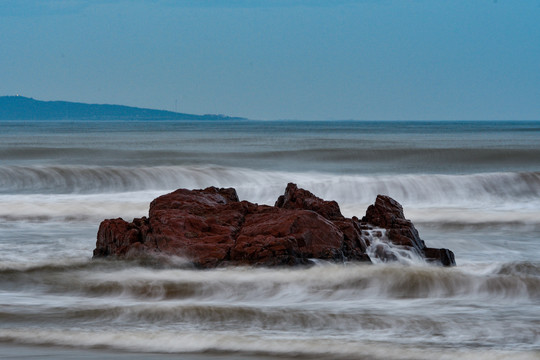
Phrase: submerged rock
[{"left": 94, "top": 183, "right": 456, "bottom": 267}]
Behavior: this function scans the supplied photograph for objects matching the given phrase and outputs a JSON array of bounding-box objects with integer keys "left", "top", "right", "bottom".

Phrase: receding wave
[
  {"left": 1, "top": 262, "right": 539, "bottom": 357},
  {"left": 1, "top": 328, "right": 538, "bottom": 360},
  {"left": 1, "top": 261, "right": 538, "bottom": 302}
]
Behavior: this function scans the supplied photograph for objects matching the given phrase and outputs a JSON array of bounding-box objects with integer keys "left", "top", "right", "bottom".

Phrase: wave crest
[{"left": 1, "top": 165, "right": 539, "bottom": 205}]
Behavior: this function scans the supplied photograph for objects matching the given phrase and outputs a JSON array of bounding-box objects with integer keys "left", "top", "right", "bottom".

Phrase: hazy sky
[{"left": 1, "top": 0, "right": 540, "bottom": 120}]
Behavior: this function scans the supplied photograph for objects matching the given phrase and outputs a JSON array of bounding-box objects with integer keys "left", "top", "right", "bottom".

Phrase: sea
[{"left": 0, "top": 120, "right": 539, "bottom": 360}]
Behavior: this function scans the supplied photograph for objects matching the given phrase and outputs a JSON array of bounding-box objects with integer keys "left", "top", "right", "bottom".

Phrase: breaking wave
[
  {"left": 1, "top": 260, "right": 539, "bottom": 303},
  {"left": 2, "top": 165, "right": 540, "bottom": 226},
  {"left": 1, "top": 165, "right": 539, "bottom": 205}
]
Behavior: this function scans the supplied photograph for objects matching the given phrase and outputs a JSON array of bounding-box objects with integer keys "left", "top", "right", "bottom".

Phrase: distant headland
[{"left": 0, "top": 95, "right": 246, "bottom": 121}]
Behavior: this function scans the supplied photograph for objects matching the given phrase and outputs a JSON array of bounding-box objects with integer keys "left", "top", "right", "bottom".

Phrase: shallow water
[{"left": 0, "top": 120, "right": 539, "bottom": 359}]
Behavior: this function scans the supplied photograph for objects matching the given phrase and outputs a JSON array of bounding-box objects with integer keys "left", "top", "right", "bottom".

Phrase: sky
[{"left": 1, "top": 0, "right": 540, "bottom": 120}]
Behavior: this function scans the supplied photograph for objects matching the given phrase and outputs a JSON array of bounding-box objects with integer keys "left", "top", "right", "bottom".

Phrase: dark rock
[
  {"left": 423, "top": 247, "right": 456, "bottom": 267},
  {"left": 363, "top": 195, "right": 456, "bottom": 266},
  {"left": 94, "top": 184, "right": 456, "bottom": 267},
  {"left": 231, "top": 207, "right": 345, "bottom": 266},
  {"left": 275, "top": 183, "right": 343, "bottom": 220}
]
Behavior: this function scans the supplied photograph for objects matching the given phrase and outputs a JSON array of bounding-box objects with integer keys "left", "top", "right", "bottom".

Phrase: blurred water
[{"left": 0, "top": 120, "right": 539, "bottom": 359}]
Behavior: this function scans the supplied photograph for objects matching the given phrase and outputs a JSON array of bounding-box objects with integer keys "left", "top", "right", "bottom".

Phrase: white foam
[
  {"left": 1, "top": 327, "right": 538, "bottom": 360},
  {"left": 1, "top": 167, "right": 540, "bottom": 225}
]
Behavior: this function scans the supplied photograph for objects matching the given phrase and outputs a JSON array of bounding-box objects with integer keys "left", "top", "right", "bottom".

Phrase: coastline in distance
[{"left": 0, "top": 95, "right": 246, "bottom": 121}]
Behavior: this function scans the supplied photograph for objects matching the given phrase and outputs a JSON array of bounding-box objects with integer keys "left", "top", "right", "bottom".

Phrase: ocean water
[{"left": 0, "top": 120, "right": 539, "bottom": 360}]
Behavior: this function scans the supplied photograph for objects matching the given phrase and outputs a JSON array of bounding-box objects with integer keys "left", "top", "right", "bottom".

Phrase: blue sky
[{"left": 1, "top": 0, "right": 540, "bottom": 120}]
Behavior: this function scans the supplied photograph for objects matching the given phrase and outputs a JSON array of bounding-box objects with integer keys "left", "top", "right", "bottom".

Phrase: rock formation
[{"left": 94, "top": 183, "right": 456, "bottom": 267}]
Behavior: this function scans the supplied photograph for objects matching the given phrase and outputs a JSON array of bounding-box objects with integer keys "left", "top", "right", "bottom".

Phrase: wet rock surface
[{"left": 94, "top": 183, "right": 456, "bottom": 267}]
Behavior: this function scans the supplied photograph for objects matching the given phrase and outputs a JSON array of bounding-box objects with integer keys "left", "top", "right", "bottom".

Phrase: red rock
[
  {"left": 231, "top": 207, "right": 344, "bottom": 266},
  {"left": 275, "top": 183, "right": 343, "bottom": 220},
  {"left": 143, "top": 187, "right": 251, "bottom": 268},
  {"left": 94, "top": 218, "right": 145, "bottom": 257},
  {"left": 363, "top": 195, "right": 456, "bottom": 266},
  {"left": 94, "top": 184, "right": 456, "bottom": 267}
]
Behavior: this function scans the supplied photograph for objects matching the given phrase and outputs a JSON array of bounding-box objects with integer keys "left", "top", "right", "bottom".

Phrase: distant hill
[{"left": 0, "top": 96, "right": 245, "bottom": 121}]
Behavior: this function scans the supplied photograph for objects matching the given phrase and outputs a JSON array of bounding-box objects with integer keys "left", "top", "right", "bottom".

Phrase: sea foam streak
[
  {"left": 0, "top": 264, "right": 538, "bottom": 358},
  {"left": 1, "top": 262, "right": 539, "bottom": 302},
  {"left": 1, "top": 328, "right": 539, "bottom": 360}
]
